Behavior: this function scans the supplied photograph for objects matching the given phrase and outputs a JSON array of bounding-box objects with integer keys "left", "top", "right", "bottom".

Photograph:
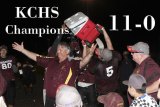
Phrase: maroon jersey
[
  {"left": 0, "top": 56, "right": 16, "bottom": 81},
  {"left": 78, "top": 69, "right": 95, "bottom": 84},
  {"left": 133, "top": 57, "right": 160, "bottom": 101},
  {"left": 94, "top": 51, "right": 121, "bottom": 94},
  {"left": 37, "top": 56, "right": 80, "bottom": 98},
  {"left": 78, "top": 56, "right": 97, "bottom": 83}
]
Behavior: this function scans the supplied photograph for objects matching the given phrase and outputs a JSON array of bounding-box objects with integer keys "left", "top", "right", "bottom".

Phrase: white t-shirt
[{"left": 130, "top": 93, "right": 158, "bottom": 107}]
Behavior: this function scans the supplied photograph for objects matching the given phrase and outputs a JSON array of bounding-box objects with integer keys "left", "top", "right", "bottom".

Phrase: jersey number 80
[{"left": 1, "top": 63, "right": 12, "bottom": 70}]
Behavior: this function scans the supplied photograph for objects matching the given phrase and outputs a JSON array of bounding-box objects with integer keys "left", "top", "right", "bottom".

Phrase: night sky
[{"left": 0, "top": 0, "right": 160, "bottom": 61}]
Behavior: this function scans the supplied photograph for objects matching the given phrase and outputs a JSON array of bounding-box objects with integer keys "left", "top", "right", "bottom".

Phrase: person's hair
[
  {"left": 0, "top": 45, "right": 8, "bottom": 51},
  {"left": 58, "top": 42, "right": 71, "bottom": 54},
  {"left": 135, "top": 83, "right": 147, "bottom": 93}
]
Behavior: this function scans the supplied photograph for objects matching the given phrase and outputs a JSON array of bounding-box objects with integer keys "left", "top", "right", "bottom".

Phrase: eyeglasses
[
  {"left": 131, "top": 52, "right": 144, "bottom": 55},
  {"left": 131, "top": 52, "right": 144, "bottom": 54}
]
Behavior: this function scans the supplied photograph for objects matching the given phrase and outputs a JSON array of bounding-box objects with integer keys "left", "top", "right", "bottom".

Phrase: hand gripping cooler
[{"left": 64, "top": 12, "right": 102, "bottom": 44}]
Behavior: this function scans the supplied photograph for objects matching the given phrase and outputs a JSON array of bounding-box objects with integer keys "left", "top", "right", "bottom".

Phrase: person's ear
[
  {"left": 139, "top": 54, "right": 144, "bottom": 59},
  {"left": 64, "top": 49, "right": 70, "bottom": 56},
  {"left": 129, "top": 86, "right": 135, "bottom": 92},
  {"left": 117, "top": 102, "right": 124, "bottom": 107},
  {"left": 132, "top": 87, "right": 138, "bottom": 94}
]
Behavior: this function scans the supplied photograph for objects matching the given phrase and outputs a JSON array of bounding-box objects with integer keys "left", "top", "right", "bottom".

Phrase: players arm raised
[
  {"left": 12, "top": 42, "right": 97, "bottom": 69},
  {"left": 102, "top": 28, "right": 114, "bottom": 50},
  {"left": 12, "top": 42, "right": 39, "bottom": 61}
]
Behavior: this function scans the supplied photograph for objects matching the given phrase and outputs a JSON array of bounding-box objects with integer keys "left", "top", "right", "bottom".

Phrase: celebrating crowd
[{"left": 0, "top": 25, "right": 160, "bottom": 107}]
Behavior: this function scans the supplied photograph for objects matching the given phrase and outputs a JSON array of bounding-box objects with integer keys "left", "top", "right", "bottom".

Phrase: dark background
[{"left": 0, "top": 0, "right": 160, "bottom": 62}]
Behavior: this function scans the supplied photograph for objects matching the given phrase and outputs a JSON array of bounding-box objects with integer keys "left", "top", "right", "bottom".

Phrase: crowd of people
[
  {"left": 0, "top": 45, "right": 36, "bottom": 107},
  {"left": 0, "top": 25, "right": 160, "bottom": 107}
]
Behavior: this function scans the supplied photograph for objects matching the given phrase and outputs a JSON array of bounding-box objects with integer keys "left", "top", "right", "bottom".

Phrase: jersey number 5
[{"left": 106, "top": 66, "right": 113, "bottom": 77}]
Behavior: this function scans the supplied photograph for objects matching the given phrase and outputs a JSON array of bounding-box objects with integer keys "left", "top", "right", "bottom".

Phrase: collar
[{"left": 137, "top": 93, "right": 147, "bottom": 99}]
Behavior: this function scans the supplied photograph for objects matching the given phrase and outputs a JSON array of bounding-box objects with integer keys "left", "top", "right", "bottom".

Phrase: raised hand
[
  {"left": 12, "top": 42, "right": 24, "bottom": 52},
  {"left": 89, "top": 43, "right": 97, "bottom": 56}
]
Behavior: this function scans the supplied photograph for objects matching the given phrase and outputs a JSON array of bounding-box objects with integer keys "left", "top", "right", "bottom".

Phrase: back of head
[
  {"left": 123, "top": 74, "right": 147, "bottom": 93},
  {"left": 97, "top": 92, "right": 124, "bottom": 107},
  {"left": 100, "top": 48, "right": 112, "bottom": 62},
  {"left": 56, "top": 85, "right": 82, "bottom": 107}
]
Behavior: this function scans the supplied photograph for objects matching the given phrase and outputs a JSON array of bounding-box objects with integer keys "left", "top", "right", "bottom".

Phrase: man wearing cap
[
  {"left": 123, "top": 74, "right": 158, "bottom": 107},
  {"left": 93, "top": 28, "right": 121, "bottom": 100},
  {"left": 0, "top": 45, "right": 17, "bottom": 107},
  {"left": 12, "top": 41, "right": 97, "bottom": 107},
  {"left": 127, "top": 42, "right": 160, "bottom": 102}
]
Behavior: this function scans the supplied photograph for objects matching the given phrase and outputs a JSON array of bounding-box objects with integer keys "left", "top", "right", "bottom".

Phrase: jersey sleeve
[{"left": 36, "top": 56, "right": 54, "bottom": 68}]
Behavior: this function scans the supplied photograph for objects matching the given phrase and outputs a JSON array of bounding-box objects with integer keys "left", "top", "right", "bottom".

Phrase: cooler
[{"left": 64, "top": 12, "right": 102, "bottom": 43}]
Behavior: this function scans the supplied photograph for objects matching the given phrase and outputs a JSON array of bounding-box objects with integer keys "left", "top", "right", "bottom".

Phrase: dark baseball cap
[
  {"left": 123, "top": 74, "right": 146, "bottom": 89},
  {"left": 127, "top": 42, "right": 149, "bottom": 55}
]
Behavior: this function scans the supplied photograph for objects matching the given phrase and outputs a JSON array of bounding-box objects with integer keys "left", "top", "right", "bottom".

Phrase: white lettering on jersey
[
  {"left": 0, "top": 60, "right": 13, "bottom": 70},
  {"left": 1, "top": 63, "right": 12, "bottom": 70},
  {"left": 0, "top": 60, "right": 12, "bottom": 64},
  {"left": 106, "top": 66, "right": 113, "bottom": 77}
]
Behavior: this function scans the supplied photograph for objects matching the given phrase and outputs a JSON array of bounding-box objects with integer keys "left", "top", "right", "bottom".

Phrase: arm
[
  {"left": 82, "top": 41, "right": 87, "bottom": 58},
  {"left": 12, "top": 42, "right": 39, "bottom": 61},
  {"left": 79, "top": 43, "right": 97, "bottom": 69},
  {"left": 146, "top": 78, "right": 160, "bottom": 93},
  {"left": 102, "top": 28, "right": 114, "bottom": 50}
]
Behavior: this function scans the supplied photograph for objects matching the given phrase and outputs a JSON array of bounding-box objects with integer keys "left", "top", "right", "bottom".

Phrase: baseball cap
[
  {"left": 95, "top": 48, "right": 112, "bottom": 62},
  {"left": 127, "top": 42, "right": 149, "bottom": 55},
  {"left": 123, "top": 74, "right": 146, "bottom": 89},
  {"left": 95, "top": 38, "right": 104, "bottom": 49},
  {"left": 97, "top": 92, "right": 124, "bottom": 107},
  {"left": 0, "top": 45, "right": 8, "bottom": 51},
  {"left": 56, "top": 84, "right": 83, "bottom": 107}
]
